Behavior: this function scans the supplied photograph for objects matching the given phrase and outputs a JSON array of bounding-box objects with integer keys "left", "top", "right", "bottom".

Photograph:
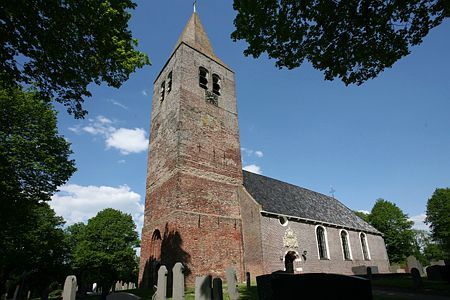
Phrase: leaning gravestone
[
  {"left": 62, "top": 275, "right": 77, "bottom": 300},
  {"left": 106, "top": 293, "right": 141, "bottom": 300},
  {"left": 246, "top": 272, "right": 251, "bottom": 290},
  {"left": 226, "top": 267, "right": 239, "bottom": 300},
  {"left": 212, "top": 278, "right": 223, "bottom": 300},
  {"left": 195, "top": 276, "right": 212, "bottom": 300},
  {"left": 407, "top": 256, "right": 424, "bottom": 276},
  {"left": 172, "top": 263, "right": 185, "bottom": 300},
  {"left": 156, "top": 266, "right": 168, "bottom": 300}
]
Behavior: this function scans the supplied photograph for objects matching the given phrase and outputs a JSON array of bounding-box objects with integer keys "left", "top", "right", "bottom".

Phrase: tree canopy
[
  {"left": 232, "top": 0, "right": 449, "bottom": 85},
  {"left": 69, "top": 209, "right": 139, "bottom": 299},
  {"left": 0, "top": 85, "right": 76, "bottom": 297},
  {"left": 426, "top": 188, "right": 450, "bottom": 260},
  {"left": 0, "top": 0, "right": 150, "bottom": 118},
  {"left": 368, "top": 199, "right": 415, "bottom": 263}
]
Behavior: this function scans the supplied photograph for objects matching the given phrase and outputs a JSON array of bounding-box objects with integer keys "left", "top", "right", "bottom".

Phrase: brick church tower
[{"left": 139, "top": 12, "right": 244, "bottom": 285}]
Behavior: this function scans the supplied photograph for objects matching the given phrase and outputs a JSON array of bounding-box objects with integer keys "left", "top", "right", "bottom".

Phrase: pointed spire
[{"left": 172, "top": 12, "right": 225, "bottom": 66}]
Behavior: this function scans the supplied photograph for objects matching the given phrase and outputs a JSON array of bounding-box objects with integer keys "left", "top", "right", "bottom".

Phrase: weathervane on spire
[
  {"left": 193, "top": 0, "right": 197, "bottom": 13},
  {"left": 329, "top": 186, "right": 336, "bottom": 199}
]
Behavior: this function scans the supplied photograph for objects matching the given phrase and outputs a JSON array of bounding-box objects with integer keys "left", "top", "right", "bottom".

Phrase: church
[{"left": 138, "top": 11, "right": 390, "bottom": 286}]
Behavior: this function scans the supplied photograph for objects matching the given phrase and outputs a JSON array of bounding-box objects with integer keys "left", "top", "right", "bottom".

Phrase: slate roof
[{"left": 242, "top": 171, "right": 380, "bottom": 234}]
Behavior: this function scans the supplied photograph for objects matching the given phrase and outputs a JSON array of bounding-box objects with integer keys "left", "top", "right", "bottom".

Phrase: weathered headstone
[
  {"left": 411, "top": 268, "right": 422, "bottom": 288},
  {"left": 12, "top": 285, "right": 20, "bottom": 300},
  {"left": 62, "top": 275, "right": 77, "bottom": 300},
  {"left": 246, "top": 272, "right": 251, "bottom": 289},
  {"left": 106, "top": 292, "right": 141, "bottom": 300},
  {"left": 430, "top": 260, "right": 446, "bottom": 266},
  {"left": 407, "top": 256, "right": 424, "bottom": 276},
  {"left": 172, "top": 262, "right": 185, "bottom": 300},
  {"left": 156, "top": 266, "right": 168, "bottom": 300},
  {"left": 115, "top": 281, "right": 122, "bottom": 291},
  {"left": 212, "top": 278, "right": 223, "bottom": 300},
  {"left": 226, "top": 267, "right": 239, "bottom": 300},
  {"left": 195, "top": 276, "right": 212, "bottom": 300}
]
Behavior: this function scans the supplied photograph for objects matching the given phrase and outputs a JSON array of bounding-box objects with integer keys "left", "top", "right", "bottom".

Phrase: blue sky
[{"left": 50, "top": 1, "right": 450, "bottom": 235}]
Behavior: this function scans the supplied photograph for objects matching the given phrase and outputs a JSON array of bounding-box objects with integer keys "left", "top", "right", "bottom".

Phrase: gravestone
[
  {"left": 195, "top": 276, "right": 212, "bottom": 300},
  {"left": 106, "top": 292, "right": 141, "bottom": 300},
  {"left": 246, "top": 272, "right": 251, "bottom": 289},
  {"left": 156, "top": 266, "right": 168, "bottom": 300},
  {"left": 430, "top": 260, "right": 446, "bottom": 266},
  {"left": 411, "top": 268, "right": 422, "bottom": 288},
  {"left": 115, "top": 281, "right": 121, "bottom": 291},
  {"left": 427, "top": 265, "right": 443, "bottom": 281},
  {"left": 62, "top": 275, "right": 77, "bottom": 300},
  {"left": 226, "top": 267, "right": 239, "bottom": 300},
  {"left": 172, "top": 263, "right": 185, "bottom": 300},
  {"left": 212, "top": 278, "right": 223, "bottom": 300},
  {"left": 407, "top": 256, "right": 424, "bottom": 276}
]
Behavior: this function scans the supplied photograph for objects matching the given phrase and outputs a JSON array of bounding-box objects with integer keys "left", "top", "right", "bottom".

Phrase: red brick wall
[
  {"left": 259, "top": 215, "right": 390, "bottom": 275},
  {"left": 139, "top": 43, "right": 245, "bottom": 286}
]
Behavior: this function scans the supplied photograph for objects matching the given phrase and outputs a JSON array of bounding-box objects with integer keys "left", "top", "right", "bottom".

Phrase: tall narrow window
[
  {"left": 199, "top": 67, "right": 208, "bottom": 89},
  {"left": 160, "top": 81, "right": 165, "bottom": 101},
  {"left": 316, "top": 226, "right": 328, "bottom": 259},
  {"left": 212, "top": 74, "right": 221, "bottom": 96},
  {"left": 341, "top": 230, "right": 351, "bottom": 260},
  {"left": 167, "top": 71, "right": 172, "bottom": 93},
  {"left": 360, "top": 233, "right": 370, "bottom": 260}
]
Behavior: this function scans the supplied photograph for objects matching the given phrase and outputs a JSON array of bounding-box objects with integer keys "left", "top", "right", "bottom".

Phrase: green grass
[{"left": 371, "top": 277, "right": 450, "bottom": 297}]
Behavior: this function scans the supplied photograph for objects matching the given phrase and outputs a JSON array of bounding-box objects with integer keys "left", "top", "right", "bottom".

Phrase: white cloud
[
  {"left": 243, "top": 164, "right": 262, "bottom": 174},
  {"left": 409, "top": 213, "right": 429, "bottom": 231},
  {"left": 107, "top": 98, "right": 128, "bottom": 109},
  {"left": 70, "top": 115, "right": 148, "bottom": 155},
  {"left": 106, "top": 128, "right": 148, "bottom": 155},
  {"left": 241, "top": 147, "right": 264, "bottom": 158},
  {"left": 357, "top": 210, "right": 370, "bottom": 215},
  {"left": 255, "top": 151, "right": 264, "bottom": 158},
  {"left": 50, "top": 184, "right": 144, "bottom": 234},
  {"left": 142, "top": 90, "right": 148, "bottom": 96},
  {"left": 118, "top": 159, "right": 126, "bottom": 164}
]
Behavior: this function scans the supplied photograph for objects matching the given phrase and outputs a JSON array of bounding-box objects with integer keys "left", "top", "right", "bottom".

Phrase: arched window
[
  {"left": 316, "top": 226, "right": 329, "bottom": 259},
  {"left": 340, "top": 230, "right": 352, "bottom": 260},
  {"left": 360, "top": 233, "right": 370, "bottom": 260},
  {"left": 160, "top": 81, "right": 165, "bottom": 101},
  {"left": 199, "top": 67, "right": 208, "bottom": 89},
  {"left": 167, "top": 71, "right": 172, "bottom": 93},
  {"left": 212, "top": 74, "right": 221, "bottom": 96}
]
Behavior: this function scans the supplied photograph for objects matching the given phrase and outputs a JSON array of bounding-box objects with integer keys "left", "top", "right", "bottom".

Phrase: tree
[
  {"left": 368, "top": 199, "right": 415, "bottom": 263},
  {"left": 0, "top": 203, "right": 69, "bottom": 300},
  {"left": 0, "top": 0, "right": 150, "bottom": 118},
  {"left": 426, "top": 188, "right": 450, "bottom": 260},
  {"left": 71, "top": 209, "right": 139, "bottom": 300},
  {"left": 354, "top": 210, "right": 370, "bottom": 223},
  {"left": 0, "top": 85, "right": 76, "bottom": 295},
  {"left": 232, "top": 0, "right": 449, "bottom": 85}
]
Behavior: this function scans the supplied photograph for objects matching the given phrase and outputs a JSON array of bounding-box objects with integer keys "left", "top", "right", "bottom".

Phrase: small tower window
[
  {"left": 167, "top": 72, "right": 172, "bottom": 93},
  {"left": 316, "top": 226, "right": 329, "bottom": 260},
  {"left": 212, "top": 74, "right": 221, "bottom": 96},
  {"left": 199, "top": 67, "right": 208, "bottom": 89},
  {"left": 160, "top": 81, "right": 165, "bottom": 101}
]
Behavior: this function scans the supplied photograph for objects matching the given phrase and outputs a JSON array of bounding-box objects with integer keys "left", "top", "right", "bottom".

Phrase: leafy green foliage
[
  {"left": 354, "top": 210, "right": 370, "bottom": 223},
  {"left": 0, "top": 0, "right": 150, "bottom": 118},
  {"left": 368, "top": 199, "right": 415, "bottom": 263},
  {"left": 0, "top": 85, "right": 75, "bottom": 295},
  {"left": 69, "top": 209, "right": 139, "bottom": 297},
  {"left": 426, "top": 188, "right": 450, "bottom": 260},
  {"left": 232, "top": 0, "right": 449, "bottom": 85}
]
